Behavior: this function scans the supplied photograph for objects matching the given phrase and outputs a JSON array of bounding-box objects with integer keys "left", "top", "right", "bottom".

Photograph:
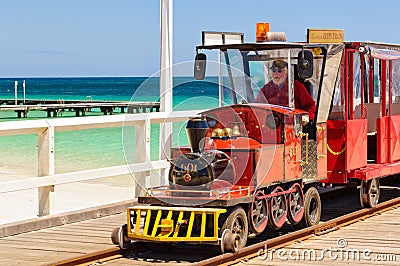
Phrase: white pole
[
  {"left": 218, "top": 51, "right": 223, "bottom": 107},
  {"left": 159, "top": 0, "right": 173, "bottom": 186},
  {"left": 160, "top": 0, "right": 173, "bottom": 113},
  {"left": 23, "top": 80, "right": 26, "bottom": 104},
  {"left": 14, "top": 81, "right": 18, "bottom": 105}
]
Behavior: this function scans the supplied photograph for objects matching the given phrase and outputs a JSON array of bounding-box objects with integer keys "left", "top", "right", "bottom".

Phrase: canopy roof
[
  {"left": 197, "top": 41, "right": 400, "bottom": 61},
  {"left": 196, "top": 42, "right": 330, "bottom": 51},
  {"left": 345, "top": 41, "right": 400, "bottom": 60}
]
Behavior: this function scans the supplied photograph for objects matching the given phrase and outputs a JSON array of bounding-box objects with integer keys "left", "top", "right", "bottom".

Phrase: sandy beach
[{"left": 0, "top": 162, "right": 136, "bottom": 225}]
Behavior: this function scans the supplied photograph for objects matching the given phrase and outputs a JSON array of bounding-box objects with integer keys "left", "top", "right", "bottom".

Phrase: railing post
[
  {"left": 37, "top": 124, "right": 55, "bottom": 216},
  {"left": 134, "top": 118, "right": 151, "bottom": 197}
]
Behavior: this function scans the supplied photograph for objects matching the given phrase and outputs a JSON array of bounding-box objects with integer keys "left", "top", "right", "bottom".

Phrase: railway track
[
  {"left": 49, "top": 181, "right": 400, "bottom": 266},
  {"left": 198, "top": 196, "right": 400, "bottom": 266}
]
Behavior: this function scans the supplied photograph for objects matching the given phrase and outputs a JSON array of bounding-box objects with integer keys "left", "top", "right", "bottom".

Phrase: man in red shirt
[{"left": 254, "top": 60, "right": 316, "bottom": 121}]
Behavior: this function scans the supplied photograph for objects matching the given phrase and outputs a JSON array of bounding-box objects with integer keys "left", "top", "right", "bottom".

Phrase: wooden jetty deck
[
  {"left": 0, "top": 187, "right": 399, "bottom": 265},
  {"left": 0, "top": 99, "right": 160, "bottom": 118},
  {"left": 0, "top": 213, "right": 127, "bottom": 265},
  {"left": 251, "top": 208, "right": 400, "bottom": 265},
  {"left": 243, "top": 187, "right": 400, "bottom": 266},
  {"left": 0, "top": 200, "right": 134, "bottom": 265}
]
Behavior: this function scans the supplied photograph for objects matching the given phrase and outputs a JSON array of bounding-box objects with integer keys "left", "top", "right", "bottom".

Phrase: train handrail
[
  {"left": 298, "top": 132, "right": 309, "bottom": 166},
  {"left": 316, "top": 125, "right": 326, "bottom": 159}
]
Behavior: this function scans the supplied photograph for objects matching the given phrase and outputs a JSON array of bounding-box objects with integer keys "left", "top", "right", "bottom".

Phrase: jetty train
[{"left": 112, "top": 25, "right": 400, "bottom": 252}]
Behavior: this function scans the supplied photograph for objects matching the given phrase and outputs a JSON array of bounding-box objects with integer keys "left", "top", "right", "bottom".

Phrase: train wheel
[
  {"left": 287, "top": 183, "right": 304, "bottom": 225},
  {"left": 111, "top": 224, "right": 131, "bottom": 249},
  {"left": 294, "top": 187, "right": 321, "bottom": 230},
  {"left": 248, "top": 190, "right": 268, "bottom": 235},
  {"left": 360, "top": 178, "right": 380, "bottom": 208},
  {"left": 268, "top": 186, "right": 287, "bottom": 230},
  {"left": 220, "top": 206, "right": 248, "bottom": 253}
]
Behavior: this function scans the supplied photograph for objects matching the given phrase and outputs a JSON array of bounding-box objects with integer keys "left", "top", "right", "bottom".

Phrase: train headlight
[
  {"left": 212, "top": 127, "right": 234, "bottom": 137},
  {"left": 223, "top": 128, "right": 232, "bottom": 137},
  {"left": 212, "top": 128, "right": 224, "bottom": 137}
]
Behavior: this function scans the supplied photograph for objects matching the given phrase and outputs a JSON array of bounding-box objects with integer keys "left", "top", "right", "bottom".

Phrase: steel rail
[
  {"left": 43, "top": 186, "right": 355, "bottom": 266},
  {"left": 44, "top": 187, "right": 396, "bottom": 266},
  {"left": 48, "top": 247, "right": 126, "bottom": 266},
  {"left": 194, "top": 196, "right": 400, "bottom": 266}
]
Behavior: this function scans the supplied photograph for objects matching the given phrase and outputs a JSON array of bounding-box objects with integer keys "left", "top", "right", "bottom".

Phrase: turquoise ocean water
[{"left": 0, "top": 77, "right": 220, "bottom": 177}]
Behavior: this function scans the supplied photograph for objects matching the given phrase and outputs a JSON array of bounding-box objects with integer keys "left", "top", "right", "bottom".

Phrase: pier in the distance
[{"left": 0, "top": 99, "right": 160, "bottom": 118}]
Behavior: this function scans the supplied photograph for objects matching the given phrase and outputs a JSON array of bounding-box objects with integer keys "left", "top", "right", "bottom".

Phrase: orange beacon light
[{"left": 256, "top": 22, "right": 270, "bottom": 42}]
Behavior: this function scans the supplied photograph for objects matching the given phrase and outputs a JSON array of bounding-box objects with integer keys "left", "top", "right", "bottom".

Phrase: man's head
[{"left": 270, "top": 60, "right": 288, "bottom": 88}]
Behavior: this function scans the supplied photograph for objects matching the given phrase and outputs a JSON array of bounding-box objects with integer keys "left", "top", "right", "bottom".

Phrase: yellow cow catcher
[{"left": 111, "top": 206, "right": 239, "bottom": 252}]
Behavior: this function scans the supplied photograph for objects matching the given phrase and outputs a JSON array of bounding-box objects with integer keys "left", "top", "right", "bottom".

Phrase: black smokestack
[{"left": 186, "top": 117, "right": 208, "bottom": 153}]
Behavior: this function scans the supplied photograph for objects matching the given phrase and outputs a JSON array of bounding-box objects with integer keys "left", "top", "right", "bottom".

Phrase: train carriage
[
  {"left": 326, "top": 41, "right": 400, "bottom": 207},
  {"left": 112, "top": 27, "right": 400, "bottom": 253}
]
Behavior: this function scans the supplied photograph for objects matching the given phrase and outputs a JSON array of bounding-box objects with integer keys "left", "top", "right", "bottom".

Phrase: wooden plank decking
[
  {"left": 0, "top": 185, "right": 399, "bottom": 265},
  {"left": 2, "top": 204, "right": 400, "bottom": 265},
  {"left": 0, "top": 213, "right": 126, "bottom": 265},
  {"left": 248, "top": 207, "right": 400, "bottom": 265}
]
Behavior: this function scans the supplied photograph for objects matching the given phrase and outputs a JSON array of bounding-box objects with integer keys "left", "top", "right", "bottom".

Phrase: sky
[{"left": 0, "top": 0, "right": 400, "bottom": 77}]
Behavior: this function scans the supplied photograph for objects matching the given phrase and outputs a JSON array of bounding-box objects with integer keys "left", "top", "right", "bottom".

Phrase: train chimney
[{"left": 186, "top": 117, "right": 208, "bottom": 153}]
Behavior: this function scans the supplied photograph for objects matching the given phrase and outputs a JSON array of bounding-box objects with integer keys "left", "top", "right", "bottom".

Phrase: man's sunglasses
[{"left": 271, "top": 68, "right": 286, "bottom": 73}]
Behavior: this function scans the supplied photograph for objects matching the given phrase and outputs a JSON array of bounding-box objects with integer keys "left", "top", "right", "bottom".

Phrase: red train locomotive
[{"left": 112, "top": 28, "right": 400, "bottom": 252}]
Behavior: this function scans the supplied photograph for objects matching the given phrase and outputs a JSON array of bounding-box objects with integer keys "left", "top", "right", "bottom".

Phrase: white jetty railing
[{"left": 0, "top": 110, "right": 202, "bottom": 216}]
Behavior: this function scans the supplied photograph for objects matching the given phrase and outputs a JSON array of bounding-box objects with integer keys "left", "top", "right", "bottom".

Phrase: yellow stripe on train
[{"left": 126, "top": 206, "right": 227, "bottom": 242}]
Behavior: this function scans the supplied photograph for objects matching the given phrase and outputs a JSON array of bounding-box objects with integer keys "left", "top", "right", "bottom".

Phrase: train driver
[{"left": 254, "top": 60, "right": 316, "bottom": 122}]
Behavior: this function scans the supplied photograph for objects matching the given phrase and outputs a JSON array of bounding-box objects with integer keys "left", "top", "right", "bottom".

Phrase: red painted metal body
[
  {"left": 163, "top": 104, "right": 308, "bottom": 207},
  {"left": 326, "top": 42, "right": 400, "bottom": 183},
  {"left": 123, "top": 37, "right": 400, "bottom": 255},
  {"left": 166, "top": 41, "right": 400, "bottom": 205},
  {"left": 200, "top": 104, "right": 305, "bottom": 189}
]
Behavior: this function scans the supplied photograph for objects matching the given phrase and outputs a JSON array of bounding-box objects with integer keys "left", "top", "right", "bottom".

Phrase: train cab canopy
[{"left": 194, "top": 31, "right": 344, "bottom": 125}]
